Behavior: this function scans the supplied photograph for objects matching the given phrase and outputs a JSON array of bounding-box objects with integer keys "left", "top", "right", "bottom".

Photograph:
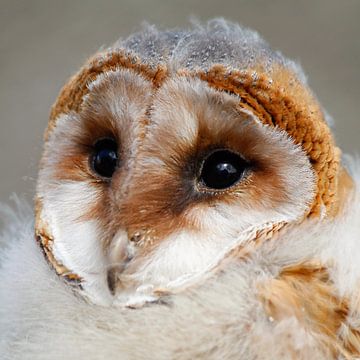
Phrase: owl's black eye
[
  {"left": 92, "top": 138, "right": 118, "bottom": 178},
  {"left": 199, "top": 150, "right": 248, "bottom": 190}
]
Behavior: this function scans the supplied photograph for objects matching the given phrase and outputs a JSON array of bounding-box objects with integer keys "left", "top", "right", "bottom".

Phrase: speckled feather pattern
[{"left": 116, "top": 19, "right": 306, "bottom": 83}]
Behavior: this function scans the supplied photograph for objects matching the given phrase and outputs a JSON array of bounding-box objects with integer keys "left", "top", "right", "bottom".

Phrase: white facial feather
[{"left": 40, "top": 181, "right": 113, "bottom": 304}]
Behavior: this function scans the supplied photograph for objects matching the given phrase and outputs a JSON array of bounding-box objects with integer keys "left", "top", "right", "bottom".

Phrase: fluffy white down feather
[{"left": 0, "top": 157, "right": 359, "bottom": 360}]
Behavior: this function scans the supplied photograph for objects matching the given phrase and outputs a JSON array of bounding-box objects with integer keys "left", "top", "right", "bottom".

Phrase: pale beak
[{"left": 107, "top": 230, "right": 135, "bottom": 295}]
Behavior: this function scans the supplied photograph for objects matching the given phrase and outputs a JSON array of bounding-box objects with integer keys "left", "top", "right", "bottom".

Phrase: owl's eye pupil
[
  {"left": 200, "top": 150, "right": 248, "bottom": 190},
  {"left": 92, "top": 138, "right": 118, "bottom": 178}
]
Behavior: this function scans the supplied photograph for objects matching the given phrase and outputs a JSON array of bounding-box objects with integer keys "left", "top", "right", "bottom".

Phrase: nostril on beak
[
  {"left": 128, "top": 229, "right": 156, "bottom": 247},
  {"left": 129, "top": 231, "right": 142, "bottom": 244},
  {"left": 107, "top": 267, "right": 118, "bottom": 295}
]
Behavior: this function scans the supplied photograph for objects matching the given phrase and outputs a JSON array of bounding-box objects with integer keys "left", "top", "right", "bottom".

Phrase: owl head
[{"left": 35, "top": 20, "right": 349, "bottom": 306}]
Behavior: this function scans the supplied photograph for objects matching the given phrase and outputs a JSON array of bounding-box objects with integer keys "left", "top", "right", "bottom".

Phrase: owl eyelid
[{"left": 91, "top": 136, "right": 118, "bottom": 149}]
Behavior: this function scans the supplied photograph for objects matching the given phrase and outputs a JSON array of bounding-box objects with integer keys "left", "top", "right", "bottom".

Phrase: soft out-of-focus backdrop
[{"left": 0, "top": 0, "right": 359, "bottom": 203}]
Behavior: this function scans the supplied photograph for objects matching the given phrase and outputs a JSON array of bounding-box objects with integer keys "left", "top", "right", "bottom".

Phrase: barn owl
[{"left": 1, "top": 19, "right": 360, "bottom": 359}]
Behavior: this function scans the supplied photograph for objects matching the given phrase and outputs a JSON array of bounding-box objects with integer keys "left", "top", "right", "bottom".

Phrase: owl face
[{"left": 37, "top": 67, "right": 315, "bottom": 306}]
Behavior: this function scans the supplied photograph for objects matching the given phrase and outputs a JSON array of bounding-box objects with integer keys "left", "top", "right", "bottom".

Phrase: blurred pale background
[{"left": 0, "top": 0, "right": 359, "bottom": 204}]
